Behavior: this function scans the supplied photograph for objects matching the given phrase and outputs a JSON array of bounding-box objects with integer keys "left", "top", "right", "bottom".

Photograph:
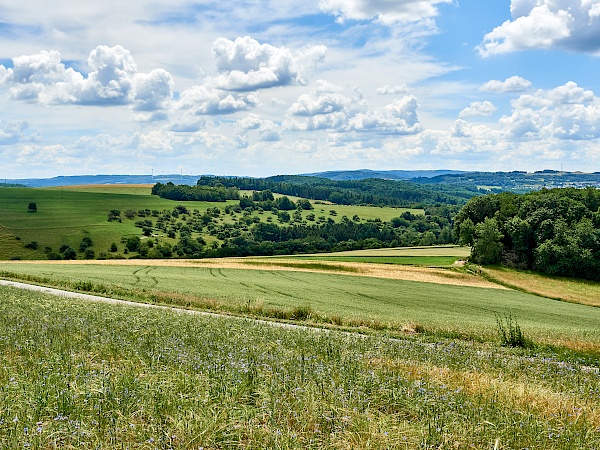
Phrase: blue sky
[{"left": 1, "top": 0, "right": 600, "bottom": 178}]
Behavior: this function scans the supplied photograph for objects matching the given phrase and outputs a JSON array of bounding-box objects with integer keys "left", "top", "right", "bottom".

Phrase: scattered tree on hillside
[{"left": 28, "top": 202, "right": 37, "bottom": 212}]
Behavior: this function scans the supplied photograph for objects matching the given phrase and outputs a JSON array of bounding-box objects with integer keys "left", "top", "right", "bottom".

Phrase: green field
[
  {"left": 0, "top": 285, "right": 598, "bottom": 449},
  {"left": 289, "top": 255, "right": 461, "bottom": 266},
  {"left": 281, "top": 246, "right": 469, "bottom": 267},
  {"left": 0, "top": 186, "right": 419, "bottom": 260},
  {"left": 295, "top": 246, "right": 471, "bottom": 257},
  {"left": 1, "top": 262, "right": 599, "bottom": 347}
]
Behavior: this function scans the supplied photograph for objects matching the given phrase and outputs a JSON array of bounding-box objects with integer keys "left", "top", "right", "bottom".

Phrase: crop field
[
  {"left": 0, "top": 186, "right": 418, "bottom": 260},
  {"left": 0, "top": 285, "right": 598, "bottom": 449},
  {"left": 289, "top": 255, "right": 461, "bottom": 267},
  {"left": 1, "top": 261, "right": 599, "bottom": 349},
  {"left": 483, "top": 267, "right": 600, "bottom": 308},
  {"left": 282, "top": 246, "right": 470, "bottom": 267},
  {"left": 293, "top": 246, "right": 471, "bottom": 258}
]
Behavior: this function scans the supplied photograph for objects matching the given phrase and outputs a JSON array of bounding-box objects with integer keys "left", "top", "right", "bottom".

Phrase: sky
[{"left": 1, "top": 0, "right": 600, "bottom": 178}]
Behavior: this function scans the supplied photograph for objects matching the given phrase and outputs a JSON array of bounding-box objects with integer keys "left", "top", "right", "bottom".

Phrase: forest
[
  {"left": 455, "top": 187, "right": 600, "bottom": 280},
  {"left": 194, "top": 175, "right": 482, "bottom": 207}
]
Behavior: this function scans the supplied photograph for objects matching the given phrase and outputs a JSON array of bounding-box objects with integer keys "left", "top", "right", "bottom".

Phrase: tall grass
[{"left": 0, "top": 285, "right": 599, "bottom": 448}]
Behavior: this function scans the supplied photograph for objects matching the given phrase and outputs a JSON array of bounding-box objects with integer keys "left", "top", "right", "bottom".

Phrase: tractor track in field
[
  {"left": 1, "top": 279, "right": 597, "bottom": 376},
  {"left": 0, "top": 258, "right": 507, "bottom": 290}
]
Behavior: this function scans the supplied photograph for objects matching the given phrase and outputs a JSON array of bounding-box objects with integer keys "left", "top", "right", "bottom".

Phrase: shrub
[
  {"left": 24, "top": 241, "right": 38, "bottom": 250},
  {"left": 496, "top": 313, "right": 529, "bottom": 348}
]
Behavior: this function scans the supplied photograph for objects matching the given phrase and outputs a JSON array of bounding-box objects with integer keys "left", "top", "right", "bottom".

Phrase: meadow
[
  {"left": 483, "top": 267, "right": 600, "bottom": 308},
  {"left": 1, "top": 261, "right": 599, "bottom": 350},
  {"left": 0, "top": 285, "right": 598, "bottom": 449},
  {"left": 0, "top": 186, "right": 418, "bottom": 260}
]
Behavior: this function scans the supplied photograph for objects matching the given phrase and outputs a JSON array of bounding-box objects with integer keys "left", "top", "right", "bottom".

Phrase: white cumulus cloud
[
  {"left": 479, "top": 76, "right": 532, "bottom": 93},
  {"left": 177, "top": 85, "right": 259, "bottom": 115},
  {"left": 479, "top": 1, "right": 600, "bottom": 56},
  {"left": 501, "top": 82, "right": 600, "bottom": 140},
  {"left": 285, "top": 81, "right": 364, "bottom": 131},
  {"left": 459, "top": 101, "right": 497, "bottom": 117},
  {"left": 211, "top": 37, "right": 326, "bottom": 91},
  {"left": 347, "top": 96, "right": 421, "bottom": 134},
  {"left": 0, "top": 46, "right": 174, "bottom": 117}
]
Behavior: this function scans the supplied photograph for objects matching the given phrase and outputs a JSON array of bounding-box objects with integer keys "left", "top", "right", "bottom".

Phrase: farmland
[
  {"left": 1, "top": 259, "right": 599, "bottom": 350},
  {"left": 0, "top": 185, "right": 421, "bottom": 261},
  {"left": 2, "top": 182, "right": 600, "bottom": 448},
  {"left": 1, "top": 285, "right": 599, "bottom": 449}
]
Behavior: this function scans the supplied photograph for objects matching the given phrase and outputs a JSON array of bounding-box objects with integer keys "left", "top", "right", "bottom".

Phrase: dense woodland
[
  {"left": 194, "top": 175, "right": 481, "bottom": 207},
  {"left": 456, "top": 187, "right": 600, "bottom": 280},
  {"left": 151, "top": 182, "right": 240, "bottom": 201}
]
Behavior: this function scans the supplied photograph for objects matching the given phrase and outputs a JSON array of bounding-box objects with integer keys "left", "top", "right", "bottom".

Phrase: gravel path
[{"left": 0, "top": 279, "right": 332, "bottom": 334}]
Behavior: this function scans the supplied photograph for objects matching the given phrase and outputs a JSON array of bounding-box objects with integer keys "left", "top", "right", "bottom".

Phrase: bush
[
  {"left": 24, "top": 241, "right": 38, "bottom": 250},
  {"left": 496, "top": 313, "right": 529, "bottom": 348}
]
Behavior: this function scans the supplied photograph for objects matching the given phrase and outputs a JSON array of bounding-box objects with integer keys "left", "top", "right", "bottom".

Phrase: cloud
[
  {"left": 0, "top": 46, "right": 173, "bottom": 115},
  {"left": 347, "top": 96, "right": 421, "bottom": 134},
  {"left": 284, "top": 81, "right": 364, "bottom": 131},
  {"left": 236, "top": 113, "right": 281, "bottom": 141},
  {"left": 319, "top": 0, "right": 453, "bottom": 25},
  {"left": 79, "top": 45, "right": 137, "bottom": 105},
  {"left": 459, "top": 101, "right": 497, "bottom": 117},
  {"left": 176, "top": 85, "right": 259, "bottom": 115},
  {"left": 479, "top": 1, "right": 600, "bottom": 56},
  {"left": 479, "top": 76, "right": 532, "bottom": 93},
  {"left": 501, "top": 82, "right": 600, "bottom": 140},
  {"left": 132, "top": 69, "right": 174, "bottom": 112},
  {"left": 376, "top": 84, "right": 409, "bottom": 95},
  {"left": 0, "top": 120, "right": 29, "bottom": 145},
  {"left": 211, "top": 36, "right": 326, "bottom": 91}
]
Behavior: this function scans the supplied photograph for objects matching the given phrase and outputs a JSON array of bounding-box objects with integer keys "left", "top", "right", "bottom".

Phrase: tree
[
  {"left": 458, "top": 217, "right": 475, "bottom": 247},
  {"left": 28, "top": 202, "right": 37, "bottom": 212},
  {"left": 472, "top": 217, "right": 503, "bottom": 265}
]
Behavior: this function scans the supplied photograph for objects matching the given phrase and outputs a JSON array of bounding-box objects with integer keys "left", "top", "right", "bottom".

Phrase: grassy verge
[{"left": 0, "top": 285, "right": 598, "bottom": 449}]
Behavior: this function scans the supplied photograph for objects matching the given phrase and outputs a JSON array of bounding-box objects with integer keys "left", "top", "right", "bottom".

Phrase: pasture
[
  {"left": 0, "top": 285, "right": 598, "bottom": 449},
  {"left": 0, "top": 186, "right": 418, "bottom": 260}
]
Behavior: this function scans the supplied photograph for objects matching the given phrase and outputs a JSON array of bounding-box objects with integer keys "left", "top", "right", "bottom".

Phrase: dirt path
[
  {"left": 0, "top": 280, "right": 323, "bottom": 334},
  {"left": 1, "top": 258, "right": 506, "bottom": 290}
]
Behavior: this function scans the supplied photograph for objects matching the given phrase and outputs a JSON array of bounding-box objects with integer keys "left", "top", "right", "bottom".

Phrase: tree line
[
  {"left": 195, "top": 175, "right": 481, "bottom": 207},
  {"left": 455, "top": 187, "right": 600, "bottom": 280},
  {"left": 151, "top": 182, "right": 240, "bottom": 202}
]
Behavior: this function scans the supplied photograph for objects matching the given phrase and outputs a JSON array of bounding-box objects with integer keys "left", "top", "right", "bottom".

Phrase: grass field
[
  {"left": 281, "top": 246, "right": 469, "bottom": 267},
  {"left": 289, "top": 255, "right": 461, "bottom": 267},
  {"left": 0, "top": 285, "right": 598, "bottom": 449},
  {"left": 0, "top": 186, "right": 419, "bottom": 260},
  {"left": 292, "top": 246, "right": 471, "bottom": 258},
  {"left": 483, "top": 267, "right": 600, "bottom": 308},
  {"left": 1, "top": 261, "right": 599, "bottom": 349}
]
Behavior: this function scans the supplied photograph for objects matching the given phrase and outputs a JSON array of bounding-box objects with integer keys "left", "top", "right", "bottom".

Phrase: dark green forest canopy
[
  {"left": 151, "top": 182, "right": 240, "bottom": 202},
  {"left": 455, "top": 187, "right": 600, "bottom": 280},
  {"left": 195, "top": 175, "right": 482, "bottom": 207}
]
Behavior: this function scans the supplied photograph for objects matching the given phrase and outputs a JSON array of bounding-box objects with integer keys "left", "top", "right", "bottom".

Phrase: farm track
[
  {"left": 0, "top": 257, "right": 506, "bottom": 290},
  {"left": 1, "top": 279, "right": 597, "bottom": 376}
]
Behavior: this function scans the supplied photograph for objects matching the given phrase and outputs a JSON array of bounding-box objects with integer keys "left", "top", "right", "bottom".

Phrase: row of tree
[
  {"left": 456, "top": 187, "right": 600, "bottom": 280},
  {"left": 151, "top": 182, "right": 240, "bottom": 202},
  {"left": 196, "top": 175, "right": 481, "bottom": 207}
]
